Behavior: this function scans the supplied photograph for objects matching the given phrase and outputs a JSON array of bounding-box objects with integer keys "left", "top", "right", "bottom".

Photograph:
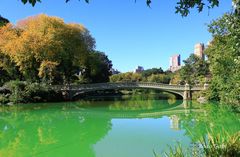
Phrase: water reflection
[
  {"left": 0, "top": 98, "right": 239, "bottom": 157},
  {"left": 0, "top": 106, "right": 112, "bottom": 157},
  {"left": 170, "top": 115, "right": 181, "bottom": 130}
]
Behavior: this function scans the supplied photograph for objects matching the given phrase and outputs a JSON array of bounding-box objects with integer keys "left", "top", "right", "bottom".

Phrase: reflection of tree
[
  {"left": 1, "top": 101, "right": 238, "bottom": 157},
  {"left": 167, "top": 98, "right": 176, "bottom": 105},
  {"left": 180, "top": 102, "right": 240, "bottom": 142},
  {"left": 108, "top": 95, "right": 182, "bottom": 111},
  {"left": 0, "top": 104, "right": 112, "bottom": 157}
]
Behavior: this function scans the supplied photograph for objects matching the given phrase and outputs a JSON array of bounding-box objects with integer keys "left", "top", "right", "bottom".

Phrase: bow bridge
[{"left": 54, "top": 82, "right": 207, "bottom": 100}]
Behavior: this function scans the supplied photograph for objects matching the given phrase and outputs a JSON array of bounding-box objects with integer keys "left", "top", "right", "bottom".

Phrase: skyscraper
[
  {"left": 194, "top": 43, "right": 205, "bottom": 60},
  {"left": 134, "top": 66, "right": 144, "bottom": 73},
  {"left": 169, "top": 54, "right": 181, "bottom": 72}
]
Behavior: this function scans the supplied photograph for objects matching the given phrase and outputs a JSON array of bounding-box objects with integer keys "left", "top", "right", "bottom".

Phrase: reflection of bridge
[
  {"left": 54, "top": 82, "right": 207, "bottom": 100},
  {"left": 70, "top": 101, "right": 204, "bottom": 119}
]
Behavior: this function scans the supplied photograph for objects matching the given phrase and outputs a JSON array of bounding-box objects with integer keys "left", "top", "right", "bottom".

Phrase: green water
[{"left": 0, "top": 97, "right": 239, "bottom": 157}]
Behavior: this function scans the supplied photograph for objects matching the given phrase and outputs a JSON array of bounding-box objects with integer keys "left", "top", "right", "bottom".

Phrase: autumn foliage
[{"left": 0, "top": 14, "right": 111, "bottom": 84}]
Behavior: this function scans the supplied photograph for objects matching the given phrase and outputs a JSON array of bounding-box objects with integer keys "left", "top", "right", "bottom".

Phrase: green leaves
[
  {"left": 21, "top": 0, "right": 28, "bottom": 4},
  {"left": 180, "top": 54, "right": 209, "bottom": 85},
  {"left": 21, "top": 0, "right": 90, "bottom": 6},
  {"left": 18, "top": 0, "right": 240, "bottom": 17},
  {"left": 0, "top": 15, "right": 9, "bottom": 27},
  {"left": 83, "top": 51, "right": 112, "bottom": 83},
  {"left": 205, "top": 13, "right": 240, "bottom": 106},
  {"left": 146, "top": 0, "right": 151, "bottom": 7},
  {"left": 21, "top": 0, "right": 41, "bottom": 6},
  {"left": 175, "top": 0, "right": 219, "bottom": 17}
]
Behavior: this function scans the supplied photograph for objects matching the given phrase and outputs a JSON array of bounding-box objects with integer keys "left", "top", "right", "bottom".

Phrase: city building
[
  {"left": 110, "top": 68, "right": 120, "bottom": 75},
  {"left": 194, "top": 43, "right": 205, "bottom": 60},
  {"left": 169, "top": 54, "right": 181, "bottom": 72},
  {"left": 134, "top": 66, "right": 144, "bottom": 73}
]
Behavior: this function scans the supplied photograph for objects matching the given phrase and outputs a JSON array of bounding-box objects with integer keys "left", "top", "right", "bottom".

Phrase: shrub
[
  {"left": 3, "top": 81, "right": 63, "bottom": 104},
  {"left": 0, "top": 94, "right": 9, "bottom": 104},
  {"left": 5, "top": 80, "right": 27, "bottom": 103}
]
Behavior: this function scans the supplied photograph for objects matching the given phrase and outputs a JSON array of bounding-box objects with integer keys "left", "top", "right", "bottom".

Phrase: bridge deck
[{"left": 54, "top": 82, "right": 204, "bottom": 91}]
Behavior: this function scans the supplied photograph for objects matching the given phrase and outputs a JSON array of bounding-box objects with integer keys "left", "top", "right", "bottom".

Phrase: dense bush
[
  {"left": 110, "top": 72, "right": 171, "bottom": 84},
  {"left": 110, "top": 72, "right": 142, "bottom": 82},
  {"left": 0, "top": 81, "right": 63, "bottom": 104},
  {"left": 0, "top": 94, "right": 9, "bottom": 104},
  {"left": 147, "top": 74, "right": 171, "bottom": 84}
]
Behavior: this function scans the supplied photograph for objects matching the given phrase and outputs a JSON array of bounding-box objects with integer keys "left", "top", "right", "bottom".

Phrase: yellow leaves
[
  {"left": 0, "top": 24, "right": 18, "bottom": 55},
  {"left": 38, "top": 61, "right": 59, "bottom": 78},
  {"left": 16, "top": 14, "right": 65, "bottom": 32},
  {"left": 68, "top": 23, "right": 86, "bottom": 32},
  {"left": 0, "top": 14, "right": 95, "bottom": 81}
]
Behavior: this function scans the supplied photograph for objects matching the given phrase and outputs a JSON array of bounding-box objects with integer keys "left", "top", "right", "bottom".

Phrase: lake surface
[{"left": 0, "top": 96, "right": 239, "bottom": 157}]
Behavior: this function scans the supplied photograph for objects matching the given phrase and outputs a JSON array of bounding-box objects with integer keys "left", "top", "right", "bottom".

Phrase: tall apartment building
[
  {"left": 134, "top": 66, "right": 144, "bottom": 73},
  {"left": 169, "top": 54, "right": 181, "bottom": 72},
  {"left": 194, "top": 43, "right": 205, "bottom": 60}
]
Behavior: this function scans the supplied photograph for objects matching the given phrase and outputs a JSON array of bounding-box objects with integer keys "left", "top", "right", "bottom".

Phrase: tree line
[
  {"left": 109, "top": 57, "right": 209, "bottom": 86},
  {"left": 0, "top": 14, "right": 112, "bottom": 86},
  {"left": 110, "top": 68, "right": 172, "bottom": 84}
]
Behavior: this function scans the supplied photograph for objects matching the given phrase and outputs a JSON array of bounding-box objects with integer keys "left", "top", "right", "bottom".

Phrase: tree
[
  {"left": 0, "top": 53, "right": 20, "bottom": 86},
  {"left": 141, "top": 68, "right": 164, "bottom": 78},
  {"left": 81, "top": 51, "right": 112, "bottom": 83},
  {"left": 0, "top": 14, "right": 95, "bottom": 83},
  {"left": 0, "top": 16, "right": 19, "bottom": 85},
  {"left": 0, "top": 14, "right": 113, "bottom": 85},
  {"left": 180, "top": 54, "right": 209, "bottom": 84},
  {"left": 0, "top": 15, "right": 9, "bottom": 27},
  {"left": 170, "top": 71, "right": 185, "bottom": 85},
  {"left": 205, "top": 13, "right": 240, "bottom": 106},
  {"left": 110, "top": 72, "right": 142, "bottom": 83},
  {"left": 147, "top": 74, "right": 171, "bottom": 84},
  {"left": 18, "top": 0, "right": 238, "bottom": 17},
  {"left": 174, "top": 0, "right": 239, "bottom": 16}
]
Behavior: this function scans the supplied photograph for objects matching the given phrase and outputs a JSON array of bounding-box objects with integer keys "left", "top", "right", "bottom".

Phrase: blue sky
[{"left": 0, "top": 0, "right": 232, "bottom": 72}]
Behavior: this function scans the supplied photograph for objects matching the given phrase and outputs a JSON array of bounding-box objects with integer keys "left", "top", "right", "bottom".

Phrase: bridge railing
[
  {"left": 136, "top": 82, "right": 186, "bottom": 89},
  {"left": 191, "top": 86, "right": 205, "bottom": 90},
  {"left": 52, "top": 82, "right": 204, "bottom": 91}
]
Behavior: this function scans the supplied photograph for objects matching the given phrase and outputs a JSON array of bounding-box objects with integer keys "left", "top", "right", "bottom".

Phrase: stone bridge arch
[
  {"left": 71, "top": 86, "right": 184, "bottom": 100},
  {"left": 55, "top": 82, "right": 205, "bottom": 100}
]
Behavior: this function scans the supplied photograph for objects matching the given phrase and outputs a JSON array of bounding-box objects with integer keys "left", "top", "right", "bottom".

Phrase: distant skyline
[{"left": 0, "top": 0, "right": 232, "bottom": 72}]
